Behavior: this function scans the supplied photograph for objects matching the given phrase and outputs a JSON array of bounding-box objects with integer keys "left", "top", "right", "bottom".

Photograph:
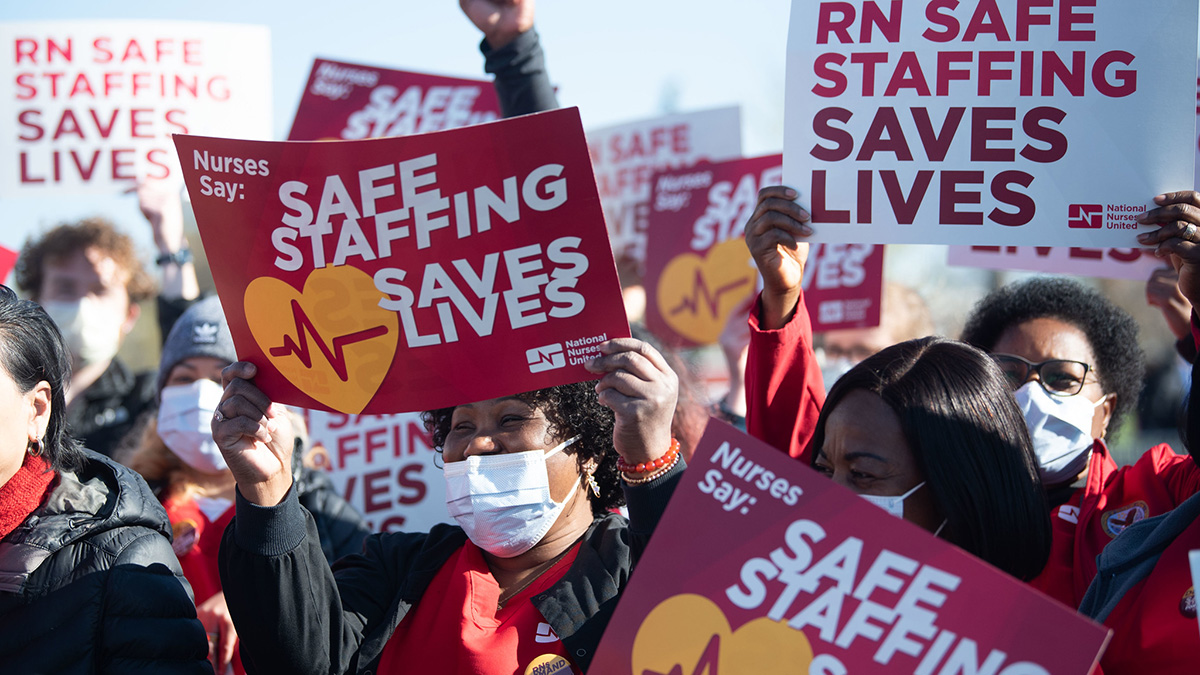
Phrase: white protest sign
[
  {"left": 0, "top": 20, "right": 271, "bottom": 197},
  {"left": 301, "top": 411, "right": 449, "bottom": 533},
  {"left": 947, "top": 245, "right": 1161, "bottom": 281},
  {"left": 784, "top": 0, "right": 1198, "bottom": 246},
  {"left": 1191, "top": 550, "right": 1200, "bottom": 640},
  {"left": 588, "top": 107, "right": 742, "bottom": 265}
]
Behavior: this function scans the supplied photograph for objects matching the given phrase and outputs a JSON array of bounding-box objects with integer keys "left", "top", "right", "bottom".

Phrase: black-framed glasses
[{"left": 990, "top": 354, "right": 1095, "bottom": 397}]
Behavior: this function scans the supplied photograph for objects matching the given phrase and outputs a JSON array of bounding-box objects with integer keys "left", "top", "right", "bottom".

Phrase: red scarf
[{"left": 0, "top": 451, "right": 56, "bottom": 541}]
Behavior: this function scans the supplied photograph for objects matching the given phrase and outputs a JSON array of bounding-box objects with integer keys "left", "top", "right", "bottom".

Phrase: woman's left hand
[
  {"left": 1138, "top": 191, "right": 1200, "bottom": 308},
  {"left": 586, "top": 338, "right": 678, "bottom": 466},
  {"left": 196, "top": 591, "right": 237, "bottom": 674}
]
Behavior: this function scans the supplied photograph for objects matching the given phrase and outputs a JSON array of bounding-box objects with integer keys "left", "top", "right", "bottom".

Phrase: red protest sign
[
  {"left": 0, "top": 244, "right": 17, "bottom": 284},
  {"left": 175, "top": 108, "right": 628, "bottom": 414},
  {"left": 591, "top": 422, "right": 1111, "bottom": 674},
  {"left": 644, "top": 155, "right": 883, "bottom": 347},
  {"left": 287, "top": 58, "right": 500, "bottom": 141}
]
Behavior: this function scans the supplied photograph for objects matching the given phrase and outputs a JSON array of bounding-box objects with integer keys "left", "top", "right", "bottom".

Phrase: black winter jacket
[
  {"left": 219, "top": 461, "right": 683, "bottom": 674},
  {"left": 0, "top": 451, "right": 212, "bottom": 675}
]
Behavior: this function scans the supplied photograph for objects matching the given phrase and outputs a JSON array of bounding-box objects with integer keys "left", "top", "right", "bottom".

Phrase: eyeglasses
[{"left": 990, "top": 354, "right": 1096, "bottom": 397}]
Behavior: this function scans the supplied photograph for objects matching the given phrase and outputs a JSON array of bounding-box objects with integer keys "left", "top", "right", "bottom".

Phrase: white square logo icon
[{"left": 527, "top": 344, "right": 565, "bottom": 373}]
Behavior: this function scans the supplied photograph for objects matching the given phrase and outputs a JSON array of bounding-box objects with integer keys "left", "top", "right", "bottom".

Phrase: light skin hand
[
  {"left": 1137, "top": 191, "right": 1200, "bottom": 309},
  {"left": 744, "top": 186, "right": 812, "bottom": 330},
  {"left": 459, "top": 0, "right": 536, "bottom": 49},
  {"left": 212, "top": 362, "right": 294, "bottom": 506},
  {"left": 585, "top": 338, "right": 678, "bottom": 466},
  {"left": 128, "top": 179, "right": 199, "bottom": 300},
  {"left": 196, "top": 591, "right": 237, "bottom": 673},
  {"left": 1145, "top": 266, "right": 1192, "bottom": 340}
]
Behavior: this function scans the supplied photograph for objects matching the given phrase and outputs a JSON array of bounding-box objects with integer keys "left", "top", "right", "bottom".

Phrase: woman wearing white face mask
[
  {"left": 961, "top": 217, "right": 1200, "bottom": 675},
  {"left": 212, "top": 336, "right": 680, "bottom": 675},
  {"left": 127, "top": 296, "right": 372, "bottom": 675}
]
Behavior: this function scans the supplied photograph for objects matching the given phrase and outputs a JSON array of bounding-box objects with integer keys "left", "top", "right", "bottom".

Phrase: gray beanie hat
[{"left": 156, "top": 295, "right": 237, "bottom": 395}]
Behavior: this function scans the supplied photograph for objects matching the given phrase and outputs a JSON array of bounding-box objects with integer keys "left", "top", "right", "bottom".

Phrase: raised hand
[
  {"left": 459, "top": 0, "right": 536, "bottom": 49},
  {"left": 211, "top": 361, "right": 295, "bottom": 506},
  {"left": 586, "top": 338, "right": 678, "bottom": 466},
  {"left": 744, "top": 186, "right": 812, "bottom": 330}
]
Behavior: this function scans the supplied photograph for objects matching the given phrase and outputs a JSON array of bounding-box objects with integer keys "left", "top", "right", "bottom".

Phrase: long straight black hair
[{"left": 812, "top": 336, "right": 1052, "bottom": 581}]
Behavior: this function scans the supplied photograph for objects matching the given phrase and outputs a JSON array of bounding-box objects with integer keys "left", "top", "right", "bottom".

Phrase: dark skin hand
[
  {"left": 743, "top": 186, "right": 813, "bottom": 330},
  {"left": 1137, "top": 191, "right": 1200, "bottom": 308}
]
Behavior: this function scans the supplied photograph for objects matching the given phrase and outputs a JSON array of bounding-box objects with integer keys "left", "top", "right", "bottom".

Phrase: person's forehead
[
  {"left": 43, "top": 247, "right": 131, "bottom": 289},
  {"left": 993, "top": 317, "right": 1096, "bottom": 366},
  {"left": 821, "top": 390, "right": 910, "bottom": 462}
]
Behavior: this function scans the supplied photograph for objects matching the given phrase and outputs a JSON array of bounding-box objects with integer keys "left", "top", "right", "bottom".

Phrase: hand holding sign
[
  {"left": 460, "top": 0, "right": 536, "bottom": 49},
  {"left": 743, "top": 186, "right": 812, "bottom": 330},
  {"left": 587, "top": 338, "right": 678, "bottom": 467},
  {"left": 213, "top": 361, "right": 296, "bottom": 507},
  {"left": 1137, "top": 191, "right": 1200, "bottom": 308}
]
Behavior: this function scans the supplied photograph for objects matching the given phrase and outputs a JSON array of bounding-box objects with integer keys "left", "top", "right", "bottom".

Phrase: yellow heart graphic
[
  {"left": 244, "top": 266, "right": 398, "bottom": 414},
  {"left": 631, "top": 594, "right": 813, "bottom": 675},
  {"left": 657, "top": 239, "right": 756, "bottom": 344}
]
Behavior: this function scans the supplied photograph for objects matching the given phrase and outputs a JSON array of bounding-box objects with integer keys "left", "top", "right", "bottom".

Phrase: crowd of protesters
[{"left": 2, "top": 1, "right": 1199, "bottom": 674}]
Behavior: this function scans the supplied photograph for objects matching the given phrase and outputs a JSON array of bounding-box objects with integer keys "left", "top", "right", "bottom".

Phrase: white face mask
[
  {"left": 444, "top": 435, "right": 581, "bottom": 558},
  {"left": 859, "top": 481, "right": 925, "bottom": 519},
  {"left": 158, "top": 379, "right": 228, "bottom": 475},
  {"left": 1014, "top": 382, "right": 1105, "bottom": 485},
  {"left": 41, "top": 297, "right": 124, "bottom": 367}
]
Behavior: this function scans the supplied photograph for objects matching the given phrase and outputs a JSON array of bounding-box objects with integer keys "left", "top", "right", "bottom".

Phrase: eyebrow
[
  {"left": 844, "top": 451, "right": 890, "bottom": 463},
  {"left": 454, "top": 395, "right": 526, "bottom": 411}
]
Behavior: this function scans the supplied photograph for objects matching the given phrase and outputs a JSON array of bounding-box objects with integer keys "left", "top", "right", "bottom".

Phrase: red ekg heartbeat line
[
  {"left": 668, "top": 270, "right": 751, "bottom": 318},
  {"left": 269, "top": 300, "right": 389, "bottom": 382}
]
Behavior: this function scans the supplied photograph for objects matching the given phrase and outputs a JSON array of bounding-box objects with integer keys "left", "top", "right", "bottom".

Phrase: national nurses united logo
[
  {"left": 1068, "top": 203, "right": 1143, "bottom": 231},
  {"left": 1068, "top": 204, "right": 1103, "bottom": 229}
]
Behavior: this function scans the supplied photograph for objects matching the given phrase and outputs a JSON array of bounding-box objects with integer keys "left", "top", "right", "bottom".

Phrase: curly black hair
[
  {"left": 422, "top": 380, "right": 621, "bottom": 516},
  {"left": 960, "top": 277, "right": 1144, "bottom": 435}
]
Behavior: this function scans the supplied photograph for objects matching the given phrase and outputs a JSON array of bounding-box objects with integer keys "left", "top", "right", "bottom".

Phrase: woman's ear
[
  {"left": 27, "top": 381, "right": 52, "bottom": 442},
  {"left": 1094, "top": 394, "right": 1116, "bottom": 440}
]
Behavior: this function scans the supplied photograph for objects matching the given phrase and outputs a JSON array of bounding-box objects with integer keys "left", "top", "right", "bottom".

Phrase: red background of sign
[
  {"left": 176, "top": 108, "right": 629, "bottom": 414},
  {"left": 590, "top": 422, "right": 1109, "bottom": 674},
  {"left": 287, "top": 58, "right": 500, "bottom": 141},
  {"left": 0, "top": 244, "right": 17, "bottom": 284},
  {"left": 644, "top": 155, "right": 884, "bottom": 347}
]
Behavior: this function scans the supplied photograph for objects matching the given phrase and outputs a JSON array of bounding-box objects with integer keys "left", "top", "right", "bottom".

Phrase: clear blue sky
[{"left": 1, "top": 0, "right": 790, "bottom": 255}]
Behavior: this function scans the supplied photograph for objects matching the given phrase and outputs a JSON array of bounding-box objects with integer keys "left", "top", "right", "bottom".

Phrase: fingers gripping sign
[
  {"left": 744, "top": 186, "right": 813, "bottom": 330},
  {"left": 213, "top": 361, "right": 295, "bottom": 506},
  {"left": 1137, "top": 191, "right": 1200, "bottom": 308},
  {"left": 585, "top": 339, "right": 678, "bottom": 467}
]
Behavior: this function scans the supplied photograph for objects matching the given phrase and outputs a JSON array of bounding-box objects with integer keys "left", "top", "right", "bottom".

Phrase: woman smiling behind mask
[
  {"left": 743, "top": 186, "right": 1051, "bottom": 581},
  {"left": 213, "top": 337, "right": 680, "bottom": 675}
]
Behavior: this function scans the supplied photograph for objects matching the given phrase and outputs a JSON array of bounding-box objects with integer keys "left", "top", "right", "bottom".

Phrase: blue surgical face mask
[{"left": 859, "top": 481, "right": 925, "bottom": 519}]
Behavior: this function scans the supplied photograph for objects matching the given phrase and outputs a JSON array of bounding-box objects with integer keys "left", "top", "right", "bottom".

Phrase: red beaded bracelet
[{"left": 617, "top": 438, "right": 680, "bottom": 474}]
